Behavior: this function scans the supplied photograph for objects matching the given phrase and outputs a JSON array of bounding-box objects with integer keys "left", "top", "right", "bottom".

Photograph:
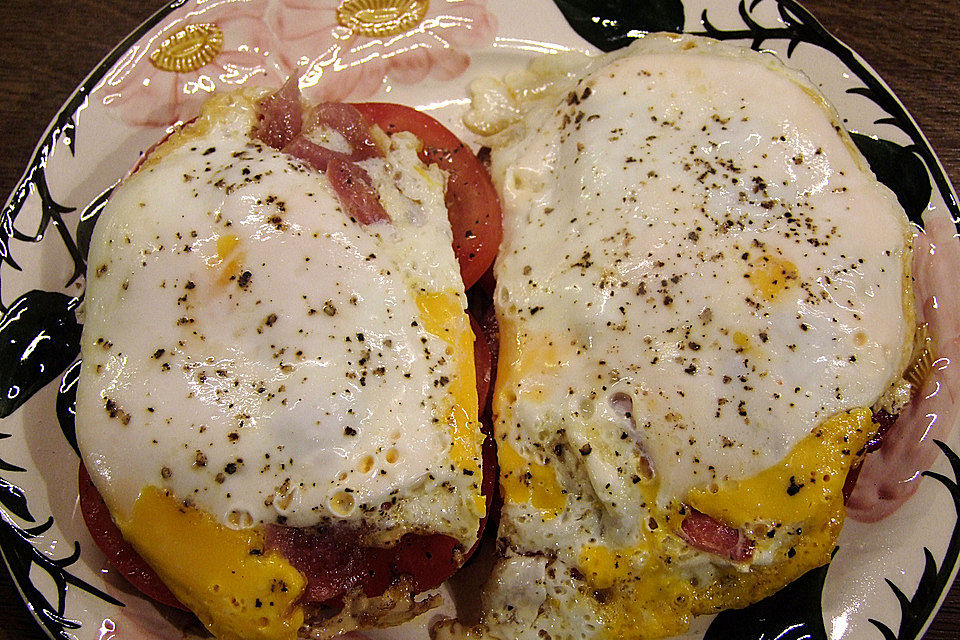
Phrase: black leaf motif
[
  {"left": 849, "top": 132, "right": 931, "bottom": 224},
  {"left": 0, "top": 433, "right": 25, "bottom": 473},
  {"left": 704, "top": 553, "right": 832, "bottom": 640},
  {"left": 0, "top": 1, "right": 190, "bottom": 636},
  {"left": 0, "top": 457, "right": 25, "bottom": 473},
  {"left": 0, "top": 291, "right": 82, "bottom": 419},
  {"left": 0, "top": 477, "right": 35, "bottom": 523},
  {"left": 552, "top": 0, "right": 684, "bottom": 51},
  {"left": 0, "top": 510, "right": 123, "bottom": 640},
  {"left": 76, "top": 184, "right": 116, "bottom": 263},
  {"left": 870, "top": 440, "right": 960, "bottom": 639},
  {"left": 56, "top": 360, "right": 82, "bottom": 457}
]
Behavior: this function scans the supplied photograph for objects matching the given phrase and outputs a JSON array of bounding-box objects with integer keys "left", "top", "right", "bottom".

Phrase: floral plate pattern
[{"left": 0, "top": 1, "right": 958, "bottom": 639}]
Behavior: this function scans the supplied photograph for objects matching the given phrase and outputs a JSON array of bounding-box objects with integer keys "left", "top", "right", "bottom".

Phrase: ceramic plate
[{"left": 1, "top": 1, "right": 958, "bottom": 639}]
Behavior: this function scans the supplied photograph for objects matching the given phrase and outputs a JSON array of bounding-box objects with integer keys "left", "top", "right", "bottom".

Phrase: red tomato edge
[
  {"left": 352, "top": 102, "right": 503, "bottom": 290},
  {"left": 77, "top": 463, "right": 187, "bottom": 610}
]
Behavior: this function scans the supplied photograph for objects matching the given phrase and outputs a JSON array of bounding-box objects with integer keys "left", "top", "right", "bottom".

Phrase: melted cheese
[
  {"left": 689, "top": 409, "right": 872, "bottom": 526},
  {"left": 120, "top": 488, "right": 305, "bottom": 640}
]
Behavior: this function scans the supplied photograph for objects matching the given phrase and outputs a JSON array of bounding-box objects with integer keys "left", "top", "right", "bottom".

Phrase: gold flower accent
[
  {"left": 149, "top": 24, "right": 224, "bottom": 73},
  {"left": 336, "top": 0, "right": 430, "bottom": 38}
]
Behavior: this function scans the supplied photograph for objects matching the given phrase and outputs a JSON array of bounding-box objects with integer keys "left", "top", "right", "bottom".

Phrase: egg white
[
  {"left": 76, "top": 88, "right": 482, "bottom": 549},
  {"left": 459, "top": 34, "right": 914, "bottom": 640}
]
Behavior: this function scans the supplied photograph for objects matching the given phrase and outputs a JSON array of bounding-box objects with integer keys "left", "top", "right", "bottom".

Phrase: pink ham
[
  {"left": 305, "top": 103, "right": 382, "bottom": 162},
  {"left": 282, "top": 103, "right": 384, "bottom": 172},
  {"left": 256, "top": 80, "right": 389, "bottom": 225},
  {"left": 255, "top": 73, "right": 303, "bottom": 149},
  {"left": 680, "top": 509, "right": 755, "bottom": 562},
  {"left": 281, "top": 136, "right": 355, "bottom": 172},
  {"left": 264, "top": 525, "right": 366, "bottom": 604},
  {"left": 847, "top": 209, "right": 960, "bottom": 522},
  {"left": 326, "top": 159, "right": 389, "bottom": 225}
]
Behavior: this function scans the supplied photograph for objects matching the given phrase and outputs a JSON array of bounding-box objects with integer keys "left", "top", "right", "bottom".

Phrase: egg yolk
[
  {"left": 415, "top": 290, "right": 485, "bottom": 515},
  {"left": 494, "top": 325, "right": 565, "bottom": 407},
  {"left": 118, "top": 487, "right": 306, "bottom": 640},
  {"left": 579, "top": 543, "right": 696, "bottom": 639},
  {"left": 688, "top": 408, "right": 872, "bottom": 526},
  {"left": 498, "top": 440, "right": 567, "bottom": 519},
  {"left": 746, "top": 254, "right": 799, "bottom": 301}
]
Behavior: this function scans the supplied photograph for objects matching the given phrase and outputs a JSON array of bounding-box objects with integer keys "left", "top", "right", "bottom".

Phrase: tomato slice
[
  {"left": 352, "top": 103, "right": 502, "bottom": 290},
  {"left": 78, "top": 463, "right": 186, "bottom": 610}
]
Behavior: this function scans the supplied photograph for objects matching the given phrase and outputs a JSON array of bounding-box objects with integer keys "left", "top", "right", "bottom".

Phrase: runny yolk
[{"left": 118, "top": 487, "right": 306, "bottom": 640}]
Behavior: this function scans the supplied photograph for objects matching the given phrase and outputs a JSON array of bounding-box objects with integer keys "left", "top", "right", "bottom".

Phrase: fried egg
[
  {"left": 454, "top": 34, "right": 915, "bottom": 639},
  {"left": 76, "top": 88, "right": 483, "bottom": 640}
]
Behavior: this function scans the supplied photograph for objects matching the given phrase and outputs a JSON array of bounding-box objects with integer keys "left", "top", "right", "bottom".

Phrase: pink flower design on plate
[
  {"left": 266, "top": 0, "right": 497, "bottom": 101},
  {"left": 101, "top": 0, "right": 496, "bottom": 128},
  {"left": 99, "top": 0, "right": 288, "bottom": 128}
]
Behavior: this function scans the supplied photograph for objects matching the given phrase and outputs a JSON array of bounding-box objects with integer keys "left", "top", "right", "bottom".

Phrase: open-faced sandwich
[
  {"left": 75, "top": 77, "right": 500, "bottom": 640},
  {"left": 435, "top": 33, "right": 919, "bottom": 640},
  {"left": 74, "top": 27, "right": 936, "bottom": 640}
]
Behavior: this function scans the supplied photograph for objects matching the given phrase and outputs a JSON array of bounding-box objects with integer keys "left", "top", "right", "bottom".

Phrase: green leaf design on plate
[
  {"left": 552, "top": 0, "right": 684, "bottom": 51},
  {"left": 849, "top": 132, "right": 931, "bottom": 224}
]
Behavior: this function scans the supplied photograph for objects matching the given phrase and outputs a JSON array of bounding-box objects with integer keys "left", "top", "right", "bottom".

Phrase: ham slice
[
  {"left": 680, "top": 509, "right": 755, "bottom": 562},
  {"left": 255, "top": 74, "right": 303, "bottom": 149},
  {"left": 265, "top": 525, "right": 366, "bottom": 604},
  {"left": 282, "top": 103, "right": 384, "bottom": 172},
  {"left": 306, "top": 103, "right": 382, "bottom": 162},
  {"left": 257, "top": 80, "right": 389, "bottom": 225},
  {"left": 281, "top": 136, "right": 354, "bottom": 172},
  {"left": 326, "top": 159, "right": 389, "bottom": 225},
  {"left": 265, "top": 525, "right": 460, "bottom": 606}
]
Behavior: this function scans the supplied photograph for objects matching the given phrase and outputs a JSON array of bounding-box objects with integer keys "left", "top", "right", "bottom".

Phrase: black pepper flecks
[{"left": 493, "top": 54, "right": 908, "bottom": 522}]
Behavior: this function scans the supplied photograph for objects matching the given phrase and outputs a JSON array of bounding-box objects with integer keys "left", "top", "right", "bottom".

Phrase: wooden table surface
[{"left": 0, "top": 1, "right": 956, "bottom": 639}]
